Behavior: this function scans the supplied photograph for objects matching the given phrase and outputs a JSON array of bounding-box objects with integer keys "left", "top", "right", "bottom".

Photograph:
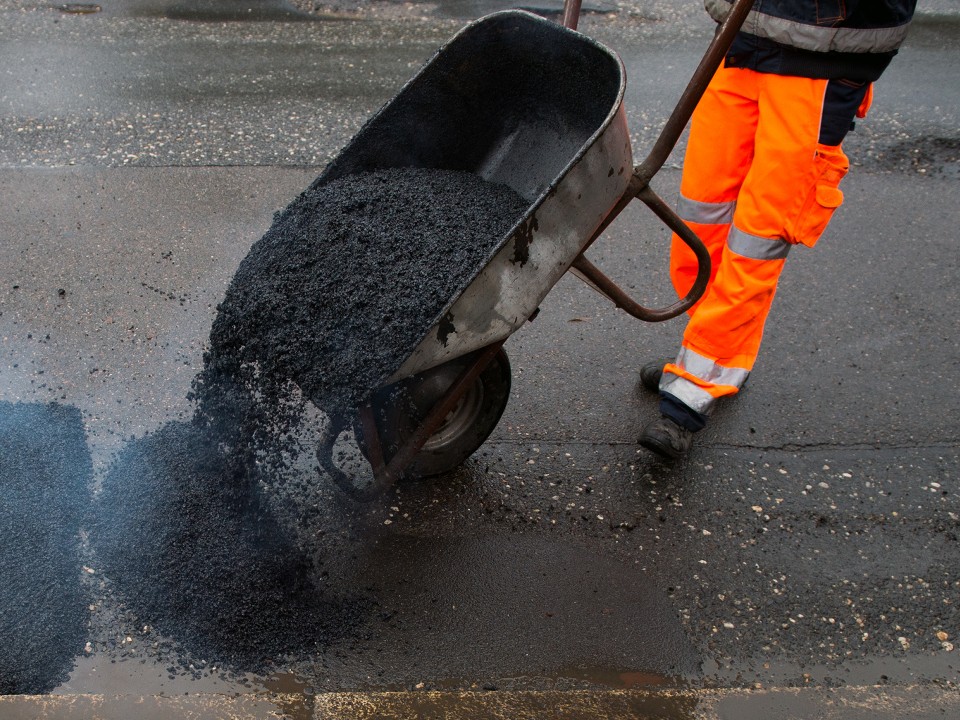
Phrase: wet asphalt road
[{"left": 1, "top": 0, "right": 959, "bottom": 711}]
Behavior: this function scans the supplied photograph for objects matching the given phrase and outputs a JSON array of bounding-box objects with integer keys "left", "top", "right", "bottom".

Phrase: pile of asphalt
[
  {"left": 0, "top": 402, "right": 90, "bottom": 694},
  {"left": 195, "top": 167, "right": 529, "bottom": 419},
  {"left": 92, "top": 167, "right": 528, "bottom": 673},
  {"left": 92, "top": 420, "right": 362, "bottom": 671}
]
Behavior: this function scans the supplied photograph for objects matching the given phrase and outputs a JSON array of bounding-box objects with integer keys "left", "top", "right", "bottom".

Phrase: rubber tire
[{"left": 360, "top": 347, "right": 511, "bottom": 478}]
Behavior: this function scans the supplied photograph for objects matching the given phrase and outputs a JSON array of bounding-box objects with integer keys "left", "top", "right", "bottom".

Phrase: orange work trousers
[{"left": 660, "top": 65, "right": 857, "bottom": 420}]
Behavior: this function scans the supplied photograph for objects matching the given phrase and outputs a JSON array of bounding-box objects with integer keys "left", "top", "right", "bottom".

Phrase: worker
[{"left": 639, "top": 0, "right": 918, "bottom": 459}]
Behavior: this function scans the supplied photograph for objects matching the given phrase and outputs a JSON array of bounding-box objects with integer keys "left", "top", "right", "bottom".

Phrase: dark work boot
[
  {"left": 639, "top": 415, "right": 694, "bottom": 459},
  {"left": 639, "top": 359, "right": 672, "bottom": 393}
]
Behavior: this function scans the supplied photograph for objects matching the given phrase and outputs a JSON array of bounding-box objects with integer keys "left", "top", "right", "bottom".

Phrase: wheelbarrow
[{"left": 316, "top": 0, "right": 754, "bottom": 500}]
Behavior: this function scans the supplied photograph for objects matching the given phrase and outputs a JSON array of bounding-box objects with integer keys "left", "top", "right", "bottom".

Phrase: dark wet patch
[
  {"left": 120, "top": 0, "right": 320, "bottom": 22},
  {"left": 57, "top": 3, "right": 101, "bottom": 14},
  {"left": 0, "top": 402, "right": 90, "bottom": 694},
  {"left": 865, "top": 136, "right": 960, "bottom": 178},
  {"left": 328, "top": 0, "right": 619, "bottom": 22},
  {"left": 325, "top": 533, "right": 701, "bottom": 689}
]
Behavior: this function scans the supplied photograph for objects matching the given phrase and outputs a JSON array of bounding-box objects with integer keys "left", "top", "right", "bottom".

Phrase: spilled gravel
[
  {"left": 90, "top": 167, "right": 528, "bottom": 672},
  {"left": 92, "top": 420, "right": 359, "bottom": 670}
]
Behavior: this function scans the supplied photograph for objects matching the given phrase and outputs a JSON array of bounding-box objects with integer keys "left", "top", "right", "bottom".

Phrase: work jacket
[{"left": 705, "top": 0, "right": 917, "bottom": 81}]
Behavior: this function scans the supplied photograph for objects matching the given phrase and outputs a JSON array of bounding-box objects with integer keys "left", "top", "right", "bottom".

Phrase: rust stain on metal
[
  {"left": 437, "top": 311, "right": 456, "bottom": 346},
  {"left": 511, "top": 215, "right": 539, "bottom": 267}
]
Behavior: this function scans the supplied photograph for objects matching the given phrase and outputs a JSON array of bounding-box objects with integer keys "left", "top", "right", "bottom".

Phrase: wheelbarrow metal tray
[{"left": 314, "top": 10, "right": 631, "bottom": 382}]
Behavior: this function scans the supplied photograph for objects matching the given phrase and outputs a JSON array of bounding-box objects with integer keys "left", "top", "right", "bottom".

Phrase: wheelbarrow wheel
[{"left": 359, "top": 347, "right": 511, "bottom": 479}]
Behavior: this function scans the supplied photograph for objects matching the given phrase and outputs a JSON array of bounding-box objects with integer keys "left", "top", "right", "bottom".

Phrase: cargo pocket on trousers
[{"left": 792, "top": 144, "right": 849, "bottom": 248}]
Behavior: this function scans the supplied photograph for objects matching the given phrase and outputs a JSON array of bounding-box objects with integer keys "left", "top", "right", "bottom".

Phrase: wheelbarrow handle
[
  {"left": 316, "top": 413, "right": 390, "bottom": 502},
  {"left": 571, "top": 185, "right": 710, "bottom": 322},
  {"left": 566, "top": 0, "right": 754, "bottom": 322},
  {"left": 561, "top": 0, "right": 583, "bottom": 30}
]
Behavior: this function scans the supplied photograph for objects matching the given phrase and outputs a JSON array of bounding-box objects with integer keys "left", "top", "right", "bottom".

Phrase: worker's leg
[
  {"left": 653, "top": 72, "right": 869, "bottom": 441},
  {"left": 669, "top": 65, "right": 760, "bottom": 304}
]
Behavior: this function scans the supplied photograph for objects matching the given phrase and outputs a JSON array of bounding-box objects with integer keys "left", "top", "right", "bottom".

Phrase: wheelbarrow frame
[{"left": 321, "top": 0, "right": 755, "bottom": 500}]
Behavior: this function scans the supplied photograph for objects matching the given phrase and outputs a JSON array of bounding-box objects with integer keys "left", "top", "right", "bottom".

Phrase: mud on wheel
[{"left": 356, "top": 347, "right": 511, "bottom": 478}]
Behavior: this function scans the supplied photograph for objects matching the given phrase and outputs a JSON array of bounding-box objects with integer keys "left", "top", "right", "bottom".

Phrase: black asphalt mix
[
  {"left": 0, "top": 402, "right": 90, "bottom": 693},
  {"left": 91, "top": 166, "right": 528, "bottom": 673},
  {"left": 92, "top": 420, "right": 366, "bottom": 673},
  {"left": 198, "top": 167, "right": 528, "bottom": 416}
]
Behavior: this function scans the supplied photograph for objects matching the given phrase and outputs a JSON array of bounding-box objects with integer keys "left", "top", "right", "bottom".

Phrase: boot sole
[{"left": 638, "top": 432, "right": 685, "bottom": 460}]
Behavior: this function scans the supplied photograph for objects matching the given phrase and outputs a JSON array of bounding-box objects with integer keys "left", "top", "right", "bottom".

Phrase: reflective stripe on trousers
[{"left": 660, "top": 347, "right": 750, "bottom": 414}]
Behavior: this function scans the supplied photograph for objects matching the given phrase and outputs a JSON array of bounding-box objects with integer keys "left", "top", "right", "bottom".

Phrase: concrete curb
[{"left": 2, "top": 686, "right": 958, "bottom": 720}]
